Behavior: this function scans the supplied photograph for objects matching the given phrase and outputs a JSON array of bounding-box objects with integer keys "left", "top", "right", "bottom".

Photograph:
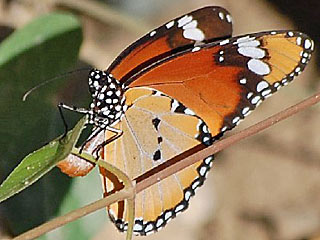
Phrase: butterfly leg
[
  {"left": 92, "top": 126, "right": 123, "bottom": 159},
  {"left": 58, "top": 102, "right": 90, "bottom": 138}
]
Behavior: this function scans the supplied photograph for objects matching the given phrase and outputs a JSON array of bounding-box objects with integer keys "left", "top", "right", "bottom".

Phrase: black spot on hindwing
[
  {"left": 153, "top": 149, "right": 161, "bottom": 161},
  {"left": 152, "top": 118, "right": 161, "bottom": 131}
]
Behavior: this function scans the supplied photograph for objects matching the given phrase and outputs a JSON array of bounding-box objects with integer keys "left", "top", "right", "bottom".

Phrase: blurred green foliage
[{"left": 0, "top": 12, "right": 104, "bottom": 239}]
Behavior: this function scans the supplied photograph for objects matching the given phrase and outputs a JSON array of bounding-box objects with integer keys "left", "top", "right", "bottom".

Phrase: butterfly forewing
[
  {"left": 107, "top": 6, "right": 233, "bottom": 81},
  {"left": 126, "top": 31, "right": 313, "bottom": 136}
]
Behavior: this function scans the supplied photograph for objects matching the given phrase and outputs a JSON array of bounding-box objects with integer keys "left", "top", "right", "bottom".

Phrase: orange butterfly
[{"left": 58, "top": 6, "right": 314, "bottom": 235}]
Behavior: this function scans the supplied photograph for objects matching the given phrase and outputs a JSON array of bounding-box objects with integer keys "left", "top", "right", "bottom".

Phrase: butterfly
[{"left": 57, "top": 6, "right": 314, "bottom": 236}]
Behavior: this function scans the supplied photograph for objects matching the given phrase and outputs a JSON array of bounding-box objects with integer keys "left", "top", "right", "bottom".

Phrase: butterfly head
[{"left": 87, "top": 69, "right": 127, "bottom": 128}]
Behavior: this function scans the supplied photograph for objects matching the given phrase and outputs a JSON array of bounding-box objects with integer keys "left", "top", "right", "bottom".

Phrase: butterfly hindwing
[
  {"left": 101, "top": 87, "right": 214, "bottom": 235},
  {"left": 107, "top": 6, "right": 233, "bottom": 81},
  {"left": 126, "top": 31, "right": 314, "bottom": 136}
]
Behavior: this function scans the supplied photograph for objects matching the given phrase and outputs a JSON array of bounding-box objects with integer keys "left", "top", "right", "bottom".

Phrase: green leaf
[{"left": 0, "top": 116, "right": 87, "bottom": 203}]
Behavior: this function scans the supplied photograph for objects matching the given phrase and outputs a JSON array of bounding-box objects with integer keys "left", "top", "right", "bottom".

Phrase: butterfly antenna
[{"left": 22, "top": 67, "right": 91, "bottom": 101}]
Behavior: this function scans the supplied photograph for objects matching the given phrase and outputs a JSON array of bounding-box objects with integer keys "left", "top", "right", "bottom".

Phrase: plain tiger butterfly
[{"left": 57, "top": 6, "right": 314, "bottom": 236}]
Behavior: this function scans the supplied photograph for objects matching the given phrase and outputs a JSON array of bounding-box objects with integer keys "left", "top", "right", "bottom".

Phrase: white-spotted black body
[{"left": 87, "top": 69, "right": 127, "bottom": 129}]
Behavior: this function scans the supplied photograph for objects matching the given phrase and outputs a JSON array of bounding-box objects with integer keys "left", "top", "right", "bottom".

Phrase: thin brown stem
[
  {"left": 55, "top": 0, "right": 150, "bottom": 34},
  {"left": 13, "top": 187, "right": 133, "bottom": 240},
  {"left": 13, "top": 91, "right": 320, "bottom": 240}
]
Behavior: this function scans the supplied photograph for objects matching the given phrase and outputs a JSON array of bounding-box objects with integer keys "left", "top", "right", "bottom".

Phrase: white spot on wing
[
  {"left": 256, "top": 81, "right": 269, "bottom": 92},
  {"left": 175, "top": 204, "right": 185, "bottom": 213},
  {"left": 304, "top": 39, "right": 312, "bottom": 49},
  {"left": 220, "top": 39, "right": 230, "bottom": 45},
  {"left": 133, "top": 223, "right": 143, "bottom": 231},
  {"left": 239, "top": 78, "right": 247, "bottom": 84},
  {"left": 238, "top": 40, "right": 260, "bottom": 48},
  {"left": 262, "top": 89, "right": 272, "bottom": 97},
  {"left": 238, "top": 47, "right": 265, "bottom": 59},
  {"left": 183, "top": 28, "right": 205, "bottom": 41},
  {"left": 156, "top": 218, "right": 164, "bottom": 228},
  {"left": 242, "top": 107, "right": 250, "bottom": 115},
  {"left": 166, "top": 21, "right": 174, "bottom": 29},
  {"left": 164, "top": 211, "right": 172, "bottom": 220},
  {"left": 202, "top": 124, "right": 209, "bottom": 133},
  {"left": 218, "top": 12, "right": 224, "bottom": 20},
  {"left": 234, "top": 35, "right": 255, "bottom": 44},
  {"left": 226, "top": 14, "right": 232, "bottom": 23},
  {"left": 150, "top": 30, "right": 156, "bottom": 37},
  {"left": 171, "top": 100, "right": 179, "bottom": 112},
  {"left": 192, "top": 180, "right": 200, "bottom": 190},
  {"left": 177, "top": 15, "right": 192, "bottom": 27},
  {"left": 185, "top": 190, "right": 192, "bottom": 201},
  {"left": 145, "top": 224, "right": 153, "bottom": 232},
  {"left": 251, "top": 96, "right": 261, "bottom": 105},
  {"left": 232, "top": 116, "right": 240, "bottom": 124},
  {"left": 204, "top": 156, "right": 213, "bottom": 165},
  {"left": 296, "top": 37, "right": 302, "bottom": 46},
  {"left": 192, "top": 46, "right": 201, "bottom": 52},
  {"left": 199, "top": 166, "right": 207, "bottom": 176},
  {"left": 183, "top": 20, "right": 197, "bottom": 29},
  {"left": 184, "top": 108, "right": 195, "bottom": 115},
  {"left": 247, "top": 92, "right": 253, "bottom": 99},
  {"left": 247, "top": 59, "right": 271, "bottom": 75},
  {"left": 203, "top": 136, "right": 210, "bottom": 143}
]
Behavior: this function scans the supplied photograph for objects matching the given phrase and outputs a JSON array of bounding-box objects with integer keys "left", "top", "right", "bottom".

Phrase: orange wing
[
  {"left": 107, "top": 6, "right": 233, "bottom": 80},
  {"left": 125, "top": 31, "right": 314, "bottom": 137}
]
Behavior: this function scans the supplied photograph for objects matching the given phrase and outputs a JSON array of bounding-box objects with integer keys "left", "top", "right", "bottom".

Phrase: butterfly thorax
[{"left": 87, "top": 69, "right": 127, "bottom": 128}]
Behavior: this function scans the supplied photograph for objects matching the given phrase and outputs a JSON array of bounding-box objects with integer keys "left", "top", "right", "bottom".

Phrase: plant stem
[{"left": 13, "top": 187, "right": 133, "bottom": 240}]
